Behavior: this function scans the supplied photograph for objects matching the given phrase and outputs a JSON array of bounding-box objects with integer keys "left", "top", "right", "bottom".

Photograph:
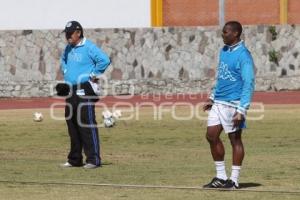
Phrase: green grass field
[{"left": 0, "top": 105, "right": 300, "bottom": 200}]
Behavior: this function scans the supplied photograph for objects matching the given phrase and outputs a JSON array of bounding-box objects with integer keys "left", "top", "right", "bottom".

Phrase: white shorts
[{"left": 207, "top": 103, "right": 245, "bottom": 134}]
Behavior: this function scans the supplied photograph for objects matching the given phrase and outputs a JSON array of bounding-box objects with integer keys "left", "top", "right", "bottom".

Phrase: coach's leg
[
  {"left": 205, "top": 125, "right": 228, "bottom": 182},
  {"left": 227, "top": 129, "right": 244, "bottom": 187},
  {"left": 65, "top": 101, "right": 83, "bottom": 166},
  {"left": 78, "top": 99, "right": 101, "bottom": 167}
]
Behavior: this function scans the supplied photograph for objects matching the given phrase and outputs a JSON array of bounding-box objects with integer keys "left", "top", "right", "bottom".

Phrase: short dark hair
[{"left": 225, "top": 21, "right": 243, "bottom": 38}]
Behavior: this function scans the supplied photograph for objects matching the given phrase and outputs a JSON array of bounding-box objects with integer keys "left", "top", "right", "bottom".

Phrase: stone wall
[{"left": 0, "top": 25, "right": 300, "bottom": 97}]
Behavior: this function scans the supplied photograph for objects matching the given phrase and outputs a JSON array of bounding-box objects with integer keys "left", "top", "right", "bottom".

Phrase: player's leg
[
  {"left": 206, "top": 125, "right": 225, "bottom": 161},
  {"left": 203, "top": 125, "right": 228, "bottom": 188},
  {"left": 219, "top": 104, "right": 245, "bottom": 189},
  {"left": 229, "top": 129, "right": 244, "bottom": 166},
  {"left": 223, "top": 129, "right": 244, "bottom": 189},
  {"left": 203, "top": 104, "right": 227, "bottom": 188}
]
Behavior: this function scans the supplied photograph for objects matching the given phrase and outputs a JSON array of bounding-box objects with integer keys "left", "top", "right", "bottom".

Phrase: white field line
[{"left": 0, "top": 180, "right": 300, "bottom": 195}]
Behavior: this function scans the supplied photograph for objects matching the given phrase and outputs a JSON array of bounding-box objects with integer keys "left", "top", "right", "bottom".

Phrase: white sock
[
  {"left": 230, "top": 165, "right": 241, "bottom": 186},
  {"left": 215, "top": 161, "right": 228, "bottom": 180}
]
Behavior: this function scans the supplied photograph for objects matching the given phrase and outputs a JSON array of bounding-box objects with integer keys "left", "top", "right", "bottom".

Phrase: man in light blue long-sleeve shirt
[
  {"left": 203, "top": 21, "right": 255, "bottom": 189},
  {"left": 59, "top": 21, "right": 110, "bottom": 169},
  {"left": 61, "top": 33, "right": 110, "bottom": 85}
]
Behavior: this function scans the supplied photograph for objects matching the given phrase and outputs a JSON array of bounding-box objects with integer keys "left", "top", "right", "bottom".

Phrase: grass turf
[{"left": 0, "top": 105, "right": 299, "bottom": 199}]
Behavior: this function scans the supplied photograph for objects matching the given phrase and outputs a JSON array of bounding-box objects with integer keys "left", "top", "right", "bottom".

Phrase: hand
[
  {"left": 90, "top": 76, "right": 99, "bottom": 83},
  {"left": 203, "top": 99, "right": 213, "bottom": 111},
  {"left": 232, "top": 112, "right": 244, "bottom": 129}
]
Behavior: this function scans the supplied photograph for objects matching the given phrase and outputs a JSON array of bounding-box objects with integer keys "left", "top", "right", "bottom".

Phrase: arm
[
  {"left": 209, "top": 51, "right": 223, "bottom": 102},
  {"left": 203, "top": 85, "right": 216, "bottom": 111},
  {"left": 237, "top": 50, "right": 255, "bottom": 116},
  {"left": 89, "top": 44, "right": 111, "bottom": 78},
  {"left": 203, "top": 52, "right": 220, "bottom": 112},
  {"left": 60, "top": 46, "right": 69, "bottom": 75},
  {"left": 60, "top": 53, "right": 66, "bottom": 75},
  {"left": 209, "top": 85, "right": 216, "bottom": 101},
  {"left": 232, "top": 51, "right": 255, "bottom": 128}
]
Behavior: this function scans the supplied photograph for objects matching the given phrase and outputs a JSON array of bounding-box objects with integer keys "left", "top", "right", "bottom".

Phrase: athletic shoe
[
  {"left": 83, "top": 163, "right": 100, "bottom": 169},
  {"left": 60, "top": 162, "right": 74, "bottom": 168},
  {"left": 203, "top": 177, "right": 227, "bottom": 188},
  {"left": 222, "top": 179, "right": 239, "bottom": 189}
]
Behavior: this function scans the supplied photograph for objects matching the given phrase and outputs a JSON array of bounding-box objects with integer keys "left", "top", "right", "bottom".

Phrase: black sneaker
[
  {"left": 222, "top": 179, "right": 239, "bottom": 189},
  {"left": 203, "top": 177, "right": 227, "bottom": 188}
]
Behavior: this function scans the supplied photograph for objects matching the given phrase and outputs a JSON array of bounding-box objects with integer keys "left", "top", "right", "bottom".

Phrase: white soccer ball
[
  {"left": 104, "top": 117, "right": 115, "bottom": 128},
  {"left": 33, "top": 112, "right": 43, "bottom": 122},
  {"left": 102, "top": 110, "right": 113, "bottom": 119},
  {"left": 112, "top": 110, "right": 122, "bottom": 119}
]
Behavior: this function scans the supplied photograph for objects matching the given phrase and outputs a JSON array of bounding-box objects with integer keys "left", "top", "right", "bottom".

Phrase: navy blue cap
[{"left": 63, "top": 21, "right": 83, "bottom": 33}]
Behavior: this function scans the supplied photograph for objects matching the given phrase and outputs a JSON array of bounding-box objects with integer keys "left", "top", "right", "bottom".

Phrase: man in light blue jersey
[
  {"left": 59, "top": 21, "right": 110, "bottom": 169},
  {"left": 202, "top": 21, "right": 255, "bottom": 189}
]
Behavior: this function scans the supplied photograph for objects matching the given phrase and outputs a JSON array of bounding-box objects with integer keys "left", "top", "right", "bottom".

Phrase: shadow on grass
[
  {"left": 239, "top": 182, "right": 262, "bottom": 188},
  {"left": 101, "top": 161, "right": 113, "bottom": 166}
]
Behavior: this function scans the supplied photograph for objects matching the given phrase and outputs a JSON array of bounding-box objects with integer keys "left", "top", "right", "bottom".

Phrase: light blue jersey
[
  {"left": 61, "top": 38, "right": 110, "bottom": 85},
  {"left": 210, "top": 41, "right": 255, "bottom": 115}
]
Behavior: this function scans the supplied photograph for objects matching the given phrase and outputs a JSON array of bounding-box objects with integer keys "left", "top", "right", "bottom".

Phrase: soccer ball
[
  {"left": 104, "top": 117, "right": 115, "bottom": 128},
  {"left": 102, "top": 109, "right": 121, "bottom": 128},
  {"left": 33, "top": 112, "right": 43, "bottom": 122},
  {"left": 102, "top": 110, "right": 113, "bottom": 119},
  {"left": 112, "top": 110, "right": 122, "bottom": 119}
]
